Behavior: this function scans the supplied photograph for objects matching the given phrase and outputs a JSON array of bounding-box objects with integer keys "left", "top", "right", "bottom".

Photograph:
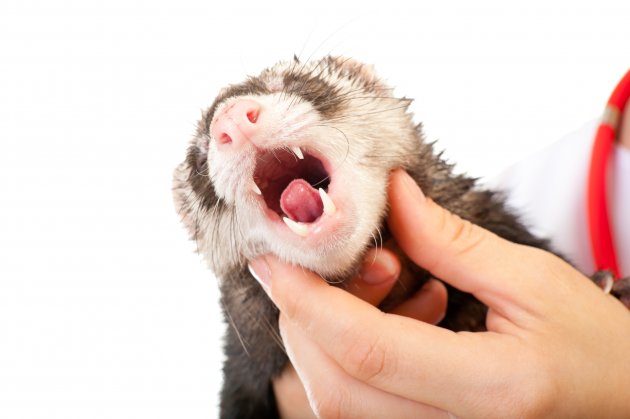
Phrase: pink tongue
[{"left": 280, "top": 179, "right": 324, "bottom": 223}]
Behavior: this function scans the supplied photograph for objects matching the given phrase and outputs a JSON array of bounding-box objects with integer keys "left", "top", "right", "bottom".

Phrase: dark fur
[
  {"left": 174, "top": 56, "right": 565, "bottom": 418},
  {"left": 216, "top": 168, "right": 554, "bottom": 418}
]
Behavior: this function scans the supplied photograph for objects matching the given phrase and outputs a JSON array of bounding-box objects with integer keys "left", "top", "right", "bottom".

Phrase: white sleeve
[
  {"left": 612, "top": 144, "right": 630, "bottom": 276},
  {"left": 483, "top": 120, "right": 630, "bottom": 277}
]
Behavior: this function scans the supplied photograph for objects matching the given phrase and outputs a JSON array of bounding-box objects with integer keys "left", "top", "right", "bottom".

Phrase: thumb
[{"left": 387, "top": 169, "right": 568, "bottom": 315}]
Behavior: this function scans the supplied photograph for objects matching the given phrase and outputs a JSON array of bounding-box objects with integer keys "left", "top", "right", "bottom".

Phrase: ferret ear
[{"left": 329, "top": 56, "right": 385, "bottom": 90}]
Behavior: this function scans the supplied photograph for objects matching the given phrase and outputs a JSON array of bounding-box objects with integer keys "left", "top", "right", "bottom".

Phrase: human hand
[
  {"left": 250, "top": 169, "right": 630, "bottom": 418},
  {"left": 272, "top": 247, "right": 448, "bottom": 418}
]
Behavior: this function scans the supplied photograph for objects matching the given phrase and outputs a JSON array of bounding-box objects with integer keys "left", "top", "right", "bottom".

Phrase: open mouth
[{"left": 252, "top": 147, "right": 336, "bottom": 235}]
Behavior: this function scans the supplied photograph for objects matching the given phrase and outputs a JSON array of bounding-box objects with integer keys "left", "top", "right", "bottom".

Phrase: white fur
[{"left": 174, "top": 58, "right": 421, "bottom": 279}]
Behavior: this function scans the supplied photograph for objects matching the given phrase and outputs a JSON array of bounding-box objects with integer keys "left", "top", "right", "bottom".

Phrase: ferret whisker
[
  {"left": 173, "top": 55, "right": 565, "bottom": 417},
  {"left": 289, "top": 52, "right": 342, "bottom": 108},
  {"left": 320, "top": 86, "right": 399, "bottom": 105},
  {"left": 364, "top": 151, "right": 434, "bottom": 158},
  {"left": 281, "top": 55, "right": 302, "bottom": 102},
  {"left": 210, "top": 199, "right": 224, "bottom": 269},
  {"left": 295, "top": 31, "right": 312, "bottom": 70},
  {"left": 270, "top": 149, "right": 282, "bottom": 164},
  {"left": 229, "top": 210, "right": 240, "bottom": 264},
  {"left": 300, "top": 56, "right": 347, "bottom": 105},
  {"left": 326, "top": 105, "right": 411, "bottom": 122},
  {"left": 308, "top": 90, "right": 405, "bottom": 116},
  {"left": 193, "top": 197, "right": 205, "bottom": 255},
  {"left": 294, "top": 35, "right": 339, "bottom": 80},
  {"left": 233, "top": 202, "right": 246, "bottom": 243},
  {"left": 326, "top": 276, "right": 345, "bottom": 285},
  {"left": 289, "top": 71, "right": 317, "bottom": 109},
  {"left": 220, "top": 298, "right": 251, "bottom": 357},
  {"left": 310, "top": 124, "right": 350, "bottom": 186},
  {"left": 296, "top": 83, "right": 367, "bottom": 108},
  {"left": 336, "top": 95, "right": 409, "bottom": 109},
  {"left": 260, "top": 315, "right": 286, "bottom": 355},
  {"left": 176, "top": 187, "right": 197, "bottom": 220},
  {"left": 281, "top": 145, "right": 300, "bottom": 163},
  {"left": 396, "top": 276, "right": 408, "bottom": 293},
  {"left": 370, "top": 232, "right": 378, "bottom": 255},
  {"left": 195, "top": 166, "right": 210, "bottom": 177},
  {"left": 327, "top": 83, "right": 387, "bottom": 99}
]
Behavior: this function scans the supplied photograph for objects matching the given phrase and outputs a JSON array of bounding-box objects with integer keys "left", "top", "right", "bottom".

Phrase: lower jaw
[{"left": 265, "top": 204, "right": 346, "bottom": 247}]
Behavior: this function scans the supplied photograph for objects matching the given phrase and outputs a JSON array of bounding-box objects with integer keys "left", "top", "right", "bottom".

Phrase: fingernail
[
  {"left": 399, "top": 170, "right": 425, "bottom": 200},
  {"left": 360, "top": 252, "right": 398, "bottom": 284},
  {"left": 248, "top": 257, "right": 271, "bottom": 294}
]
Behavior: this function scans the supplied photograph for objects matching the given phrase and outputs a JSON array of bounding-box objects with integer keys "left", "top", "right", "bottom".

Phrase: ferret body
[{"left": 173, "top": 56, "right": 556, "bottom": 418}]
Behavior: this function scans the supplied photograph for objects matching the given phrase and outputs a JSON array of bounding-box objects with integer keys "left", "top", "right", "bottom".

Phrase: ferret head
[{"left": 173, "top": 56, "right": 424, "bottom": 279}]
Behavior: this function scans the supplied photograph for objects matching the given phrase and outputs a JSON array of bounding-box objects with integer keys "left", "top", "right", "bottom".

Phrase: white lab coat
[{"left": 487, "top": 121, "right": 630, "bottom": 277}]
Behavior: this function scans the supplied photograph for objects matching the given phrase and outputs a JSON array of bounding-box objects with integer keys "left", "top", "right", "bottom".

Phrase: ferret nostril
[
  {"left": 219, "top": 133, "right": 232, "bottom": 145},
  {"left": 246, "top": 109, "right": 259, "bottom": 124}
]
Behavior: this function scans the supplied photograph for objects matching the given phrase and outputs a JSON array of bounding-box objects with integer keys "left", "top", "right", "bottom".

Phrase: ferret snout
[{"left": 211, "top": 99, "right": 262, "bottom": 150}]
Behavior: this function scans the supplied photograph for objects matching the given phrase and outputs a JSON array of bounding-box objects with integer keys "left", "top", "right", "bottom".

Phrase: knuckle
[
  {"left": 278, "top": 289, "right": 317, "bottom": 335},
  {"left": 430, "top": 202, "right": 488, "bottom": 260},
  {"left": 342, "top": 331, "right": 391, "bottom": 383},
  {"left": 278, "top": 280, "right": 306, "bottom": 320},
  {"left": 448, "top": 218, "right": 486, "bottom": 258},
  {"left": 310, "top": 386, "right": 345, "bottom": 419},
  {"left": 281, "top": 290, "right": 300, "bottom": 320}
]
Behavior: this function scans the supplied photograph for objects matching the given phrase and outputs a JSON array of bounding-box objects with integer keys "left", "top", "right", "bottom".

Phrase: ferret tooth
[
  {"left": 319, "top": 188, "right": 336, "bottom": 215},
  {"left": 251, "top": 181, "right": 262, "bottom": 195},
  {"left": 283, "top": 217, "right": 309, "bottom": 236},
  {"left": 291, "top": 146, "right": 304, "bottom": 160}
]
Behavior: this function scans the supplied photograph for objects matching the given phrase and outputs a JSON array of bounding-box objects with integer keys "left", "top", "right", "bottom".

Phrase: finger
[
  {"left": 346, "top": 247, "right": 401, "bottom": 306},
  {"left": 272, "top": 363, "right": 317, "bottom": 419},
  {"left": 249, "top": 255, "right": 502, "bottom": 414},
  {"left": 387, "top": 169, "right": 575, "bottom": 314},
  {"left": 390, "top": 279, "right": 447, "bottom": 324},
  {"left": 280, "top": 317, "right": 448, "bottom": 419}
]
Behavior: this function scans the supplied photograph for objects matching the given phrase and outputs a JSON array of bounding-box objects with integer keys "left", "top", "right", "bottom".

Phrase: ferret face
[{"left": 173, "top": 56, "right": 423, "bottom": 278}]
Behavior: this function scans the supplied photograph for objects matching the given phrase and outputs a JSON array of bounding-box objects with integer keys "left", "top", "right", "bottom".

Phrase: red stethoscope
[{"left": 587, "top": 69, "right": 630, "bottom": 281}]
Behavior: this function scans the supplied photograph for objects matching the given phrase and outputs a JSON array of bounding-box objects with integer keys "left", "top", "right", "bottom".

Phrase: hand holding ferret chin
[
  {"left": 249, "top": 169, "right": 630, "bottom": 419},
  {"left": 271, "top": 243, "right": 448, "bottom": 418}
]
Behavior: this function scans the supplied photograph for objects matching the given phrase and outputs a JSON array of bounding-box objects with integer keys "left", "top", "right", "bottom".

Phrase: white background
[{"left": 1, "top": 0, "right": 629, "bottom": 418}]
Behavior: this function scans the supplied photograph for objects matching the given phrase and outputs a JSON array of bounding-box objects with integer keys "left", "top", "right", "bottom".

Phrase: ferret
[{"left": 172, "top": 56, "right": 626, "bottom": 418}]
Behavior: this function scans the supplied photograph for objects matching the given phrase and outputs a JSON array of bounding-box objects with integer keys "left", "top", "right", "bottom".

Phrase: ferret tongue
[{"left": 280, "top": 179, "right": 324, "bottom": 223}]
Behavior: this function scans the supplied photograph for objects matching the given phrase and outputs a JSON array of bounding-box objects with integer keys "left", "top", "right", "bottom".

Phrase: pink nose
[{"left": 211, "top": 99, "right": 262, "bottom": 150}]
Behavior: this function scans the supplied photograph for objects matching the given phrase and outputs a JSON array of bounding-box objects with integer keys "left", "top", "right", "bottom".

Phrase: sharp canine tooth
[
  {"left": 252, "top": 181, "right": 262, "bottom": 195},
  {"left": 283, "top": 217, "right": 309, "bottom": 236},
  {"left": 291, "top": 146, "right": 304, "bottom": 160},
  {"left": 319, "top": 188, "right": 336, "bottom": 215}
]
